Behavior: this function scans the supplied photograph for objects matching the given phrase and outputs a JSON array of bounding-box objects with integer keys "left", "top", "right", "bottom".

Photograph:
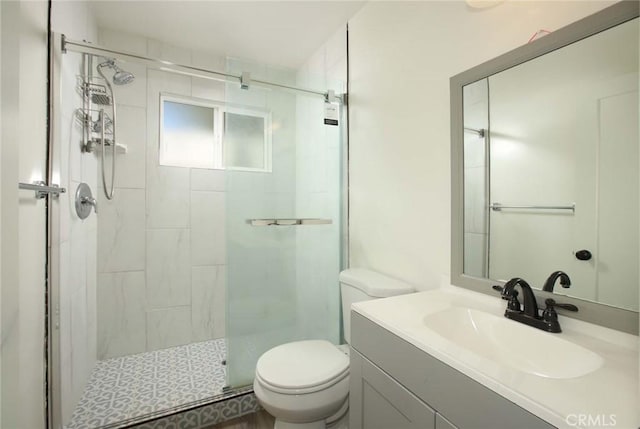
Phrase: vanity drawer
[
  {"left": 350, "top": 350, "right": 436, "bottom": 429},
  {"left": 351, "top": 312, "right": 555, "bottom": 429}
]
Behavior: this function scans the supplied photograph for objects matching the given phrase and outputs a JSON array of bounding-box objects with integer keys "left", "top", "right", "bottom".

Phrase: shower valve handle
[
  {"left": 75, "top": 183, "right": 97, "bottom": 219},
  {"left": 81, "top": 196, "right": 97, "bottom": 214}
]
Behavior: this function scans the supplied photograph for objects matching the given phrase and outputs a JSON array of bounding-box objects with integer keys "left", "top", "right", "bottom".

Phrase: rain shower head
[{"left": 97, "top": 59, "right": 135, "bottom": 85}]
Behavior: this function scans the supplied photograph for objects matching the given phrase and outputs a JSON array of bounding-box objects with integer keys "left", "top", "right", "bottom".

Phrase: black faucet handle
[
  {"left": 542, "top": 299, "right": 577, "bottom": 333},
  {"left": 506, "top": 290, "right": 521, "bottom": 312},
  {"left": 493, "top": 284, "right": 521, "bottom": 311},
  {"left": 544, "top": 298, "right": 578, "bottom": 312},
  {"left": 492, "top": 284, "right": 509, "bottom": 300}
]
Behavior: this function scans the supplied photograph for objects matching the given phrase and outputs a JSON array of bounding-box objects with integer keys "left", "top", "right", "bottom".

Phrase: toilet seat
[
  {"left": 255, "top": 340, "right": 349, "bottom": 395},
  {"left": 255, "top": 368, "right": 349, "bottom": 395}
]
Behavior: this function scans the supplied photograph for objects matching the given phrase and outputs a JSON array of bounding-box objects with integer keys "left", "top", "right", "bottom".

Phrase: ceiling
[{"left": 88, "top": 1, "right": 365, "bottom": 69}]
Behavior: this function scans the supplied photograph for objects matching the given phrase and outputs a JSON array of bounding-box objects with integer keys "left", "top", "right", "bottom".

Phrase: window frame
[{"left": 159, "top": 92, "right": 272, "bottom": 173}]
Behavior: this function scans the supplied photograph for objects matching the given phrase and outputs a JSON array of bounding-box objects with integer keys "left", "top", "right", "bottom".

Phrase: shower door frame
[{"left": 47, "top": 31, "right": 64, "bottom": 429}]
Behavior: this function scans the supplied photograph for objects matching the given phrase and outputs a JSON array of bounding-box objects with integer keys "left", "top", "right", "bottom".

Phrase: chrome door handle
[{"left": 18, "top": 181, "right": 66, "bottom": 199}]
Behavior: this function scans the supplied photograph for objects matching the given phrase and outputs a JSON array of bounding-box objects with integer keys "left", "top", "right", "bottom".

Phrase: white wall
[
  {"left": 347, "top": 1, "right": 614, "bottom": 291},
  {"left": 0, "top": 2, "right": 20, "bottom": 427},
  {"left": 597, "top": 89, "right": 638, "bottom": 309},
  {"left": 1, "top": 1, "right": 49, "bottom": 428}
]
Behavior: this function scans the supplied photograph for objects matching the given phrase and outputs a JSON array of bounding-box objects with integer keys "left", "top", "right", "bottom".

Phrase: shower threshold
[{"left": 65, "top": 338, "right": 243, "bottom": 429}]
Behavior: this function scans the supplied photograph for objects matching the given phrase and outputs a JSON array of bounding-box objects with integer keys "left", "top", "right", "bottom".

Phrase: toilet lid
[{"left": 256, "top": 340, "right": 349, "bottom": 390}]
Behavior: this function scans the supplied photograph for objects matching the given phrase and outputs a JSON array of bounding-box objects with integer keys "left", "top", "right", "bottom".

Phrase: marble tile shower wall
[
  {"left": 52, "top": 1, "right": 99, "bottom": 423},
  {"left": 96, "top": 29, "right": 227, "bottom": 359}
]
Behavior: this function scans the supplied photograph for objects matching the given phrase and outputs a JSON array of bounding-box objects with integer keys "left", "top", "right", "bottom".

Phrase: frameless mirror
[{"left": 451, "top": 1, "right": 639, "bottom": 333}]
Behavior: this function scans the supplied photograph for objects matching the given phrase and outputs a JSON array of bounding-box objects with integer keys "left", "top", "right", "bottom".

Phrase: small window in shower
[
  {"left": 159, "top": 93, "right": 271, "bottom": 172},
  {"left": 160, "top": 95, "right": 222, "bottom": 169}
]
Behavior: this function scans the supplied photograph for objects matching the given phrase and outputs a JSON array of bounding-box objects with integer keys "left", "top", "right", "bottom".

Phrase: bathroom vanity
[
  {"left": 350, "top": 313, "right": 552, "bottom": 429},
  {"left": 348, "top": 287, "right": 638, "bottom": 429}
]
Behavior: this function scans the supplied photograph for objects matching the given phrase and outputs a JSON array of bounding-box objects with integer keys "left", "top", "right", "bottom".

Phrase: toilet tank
[{"left": 339, "top": 268, "right": 414, "bottom": 344}]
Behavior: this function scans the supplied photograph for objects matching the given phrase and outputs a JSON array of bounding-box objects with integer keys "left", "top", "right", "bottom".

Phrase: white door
[
  {"left": 593, "top": 89, "right": 639, "bottom": 309},
  {"left": 1, "top": 1, "right": 49, "bottom": 427}
]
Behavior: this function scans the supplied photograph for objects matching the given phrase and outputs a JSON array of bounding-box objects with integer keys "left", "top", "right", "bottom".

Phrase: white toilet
[{"left": 253, "top": 268, "right": 415, "bottom": 429}]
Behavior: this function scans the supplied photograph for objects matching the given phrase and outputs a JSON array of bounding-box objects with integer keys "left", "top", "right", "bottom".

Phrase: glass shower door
[{"left": 224, "top": 60, "right": 345, "bottom": 387}]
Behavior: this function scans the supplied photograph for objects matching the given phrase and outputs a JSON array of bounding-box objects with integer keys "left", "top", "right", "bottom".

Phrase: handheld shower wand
[{"left": 95, "top": 59, "right": 135, "bottom": 200}]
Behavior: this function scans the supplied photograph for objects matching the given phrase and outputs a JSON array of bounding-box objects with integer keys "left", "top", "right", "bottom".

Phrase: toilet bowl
[
  {"left": 253, "top": 269, "right": 414, "bottom": 428},
  {"left": 254, "top": 340, "right": 349, "bottom": 429}
]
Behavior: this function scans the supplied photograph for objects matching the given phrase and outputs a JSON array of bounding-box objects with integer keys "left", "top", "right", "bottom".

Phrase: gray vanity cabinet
[
  {"left": 350, "top": 350, "right": 436, "bottom": 429},
  {"left": 436, "top": 413, "right": 458, "bottom": 429},
  {"left": 349, "top": 312, "right": 555, "bottom": 429}
]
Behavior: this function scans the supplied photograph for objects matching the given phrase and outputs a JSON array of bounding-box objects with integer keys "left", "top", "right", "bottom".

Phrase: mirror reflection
[{"left": 463, "top": 18, "right": 639, "bottom": 311}]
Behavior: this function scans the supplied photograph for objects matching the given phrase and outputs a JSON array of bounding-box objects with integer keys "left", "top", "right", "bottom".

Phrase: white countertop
[{"left": 352, "top": 285, "right": 639, "bottom": 429}]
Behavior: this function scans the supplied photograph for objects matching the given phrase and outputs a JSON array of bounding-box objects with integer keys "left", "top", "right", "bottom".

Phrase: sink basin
[{"left": 423, "top": 307, "right": 604, "bottom": 379}]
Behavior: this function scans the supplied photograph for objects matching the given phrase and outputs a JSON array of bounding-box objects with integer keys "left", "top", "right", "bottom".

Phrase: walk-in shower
[{"left": 51, "top": 30, "right": 347, "bottom": 428}]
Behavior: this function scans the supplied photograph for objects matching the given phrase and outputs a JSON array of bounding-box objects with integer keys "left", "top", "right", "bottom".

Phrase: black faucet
[
  {"left": 541, "top": 299, "right": 579, "bottom": 332},
  {"left": 542, "top": 271, "right": 571, "bottom": 292},
  {"left": 493, "top": 277, "right": 578, "bottom": 333},
  {"left": 501, "top": 278, "right": 539, "bottom": 318}
]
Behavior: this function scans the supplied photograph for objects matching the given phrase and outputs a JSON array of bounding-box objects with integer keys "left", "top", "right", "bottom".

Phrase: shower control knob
[
  {"left": 575, "top": 249, "right": 592, "bottom": 261},
  {"left": 75, "top": 183, "right": 97, "bottom": 219}
]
